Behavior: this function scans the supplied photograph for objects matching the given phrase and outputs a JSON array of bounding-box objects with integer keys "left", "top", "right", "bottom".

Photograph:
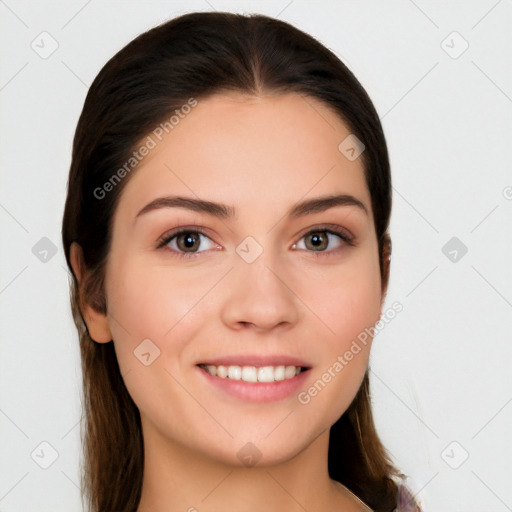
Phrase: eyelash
[{"left": 156, "top": 224, "right": 355, "bottom": 259}]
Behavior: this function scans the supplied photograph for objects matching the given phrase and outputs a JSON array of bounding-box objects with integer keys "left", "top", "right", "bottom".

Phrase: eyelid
[
  {"left": 294, "top": 223, "right": 354, "bottom": 243},
  {"left": 156, "top": 223, "right": 355, "bottom": 256},
  {"left": 290, "top": 224, "right": 355, "bottom": 257},
  {"left": 156, "top": 224, "right": 219, "bottom": 251}
]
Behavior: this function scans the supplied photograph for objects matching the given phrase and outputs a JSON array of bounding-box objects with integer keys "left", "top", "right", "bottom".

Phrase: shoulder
[{"left": 335, "top": 482, "right": 374, "bottom": 512}]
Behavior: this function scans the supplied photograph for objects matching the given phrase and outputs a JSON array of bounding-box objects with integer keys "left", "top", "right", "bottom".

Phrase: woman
[{"left": 62, "top": 11, "right": 421, "bottom": 512}]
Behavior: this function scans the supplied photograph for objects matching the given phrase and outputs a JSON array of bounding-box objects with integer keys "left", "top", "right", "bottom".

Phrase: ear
[
  {"left": 379, "top": 233, "right": 392, "bottom": 312},
  {"left": 70, "top": 242, "right": 112, "bottom": 344}
]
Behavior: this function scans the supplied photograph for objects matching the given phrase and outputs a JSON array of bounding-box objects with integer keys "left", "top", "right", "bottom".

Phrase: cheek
[
  {"left": 293, "top": 251, "right": 381, "bottom": 416},
  {"left": 297, "top": 252, "right": 382, "bottom": 353},
  {"left": 105, "top": 256, "right": 218, "bottom": 369},
  {"left": 103, "top": 257, "right": 213, "bottom": 419}
]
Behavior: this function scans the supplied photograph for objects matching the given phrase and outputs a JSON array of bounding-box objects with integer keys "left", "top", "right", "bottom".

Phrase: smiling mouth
[{"left": 197, "top": 363, "right": 309, "bottom": 383}]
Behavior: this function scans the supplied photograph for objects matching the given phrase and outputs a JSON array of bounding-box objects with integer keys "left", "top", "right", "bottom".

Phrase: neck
[{"left": 136, "top": 417, "right": 357, "bottom": 511}]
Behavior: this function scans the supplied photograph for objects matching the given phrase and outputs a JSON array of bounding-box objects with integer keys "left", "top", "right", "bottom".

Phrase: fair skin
[{"left": 71, "top": 92, "right": 386, "bottom": 511}]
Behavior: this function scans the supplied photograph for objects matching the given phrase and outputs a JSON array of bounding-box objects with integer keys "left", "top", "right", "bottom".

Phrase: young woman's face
[{"left": 102, "top": 92, "right": 383, "bottom": 466}]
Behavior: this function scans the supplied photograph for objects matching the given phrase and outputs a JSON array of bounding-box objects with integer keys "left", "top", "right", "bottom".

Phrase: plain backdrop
[{"left": 1, "top": 1, "right": 511, "bottom": 511}]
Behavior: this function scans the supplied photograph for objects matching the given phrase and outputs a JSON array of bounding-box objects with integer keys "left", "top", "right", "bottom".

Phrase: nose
[{"left": 219, "top": 249, "right": 299, "bottom": 333}]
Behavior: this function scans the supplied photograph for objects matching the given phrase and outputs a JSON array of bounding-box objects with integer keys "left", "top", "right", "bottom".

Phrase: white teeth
[
  {"left": 216, "top": 365, "right": 228, "bottom": 378},
  {"left": 285, "top": 365, "right": 297, "bottom": 379},
  {"left": 274, "top": 365, "right": 285, "bottom": 381},
  {"left": 242, "top": 366, "right": 257, "bottom": 382},
  {"left": 228, "top": 365, "right": 242, "bottom": 380},
  {"left": 257, "top": 366, "right": 275, "bottom": 383},
  {"left": 201, "top": 364, "right": 303, "bottom": 382}
]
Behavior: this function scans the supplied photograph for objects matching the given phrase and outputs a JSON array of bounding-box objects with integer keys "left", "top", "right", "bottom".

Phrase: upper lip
[{"left": 197, "top": 354, "right": 311, "bottom": 368}]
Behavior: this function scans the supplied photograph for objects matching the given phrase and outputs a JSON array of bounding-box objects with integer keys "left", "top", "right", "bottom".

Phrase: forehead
[{"left": 115, "top": 92, "right": 372, "bottom": 223}]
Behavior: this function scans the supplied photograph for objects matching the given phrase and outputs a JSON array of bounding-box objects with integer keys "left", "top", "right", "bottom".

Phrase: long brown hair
[{"left": 62, "top": 11, "right": 418, "bottom": 512}]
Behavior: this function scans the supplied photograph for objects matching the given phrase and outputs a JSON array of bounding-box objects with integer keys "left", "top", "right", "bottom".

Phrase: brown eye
[
  {"left": 158, "top": 225, "right": 352, "bottom": 259},
  {"left": 176, "top": 232, "right": 201, "bottom": 252},
  {"left": 158, "top": 229, "right": 219, "bottom": 258},
  {"left": 305, "top": 231, "right": 328, "bottom": 251},
  {"left": 292, "top": 226, "right": 353, "bottom": 255}
]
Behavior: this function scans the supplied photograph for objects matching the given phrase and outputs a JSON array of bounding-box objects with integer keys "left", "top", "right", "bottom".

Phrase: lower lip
[{"left": 196, "top": 365, "right": 311, "bottom": 403}]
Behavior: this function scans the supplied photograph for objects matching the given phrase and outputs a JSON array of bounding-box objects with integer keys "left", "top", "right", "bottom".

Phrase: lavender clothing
[
  {"left": 342, "top": 479, "right": 422, "bottom": 511},
  {"left": 395, "top": 481, "right": 422, "bottom": 511}
]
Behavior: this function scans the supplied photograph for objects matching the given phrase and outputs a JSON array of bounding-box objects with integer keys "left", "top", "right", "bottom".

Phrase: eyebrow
[{"left": 134, "top": 193, "right": 368, "bottom": 222}]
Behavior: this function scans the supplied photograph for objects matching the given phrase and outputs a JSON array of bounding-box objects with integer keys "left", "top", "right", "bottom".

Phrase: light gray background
[{"left": 1, "top": 1, "right": 511, "bottom": 511}]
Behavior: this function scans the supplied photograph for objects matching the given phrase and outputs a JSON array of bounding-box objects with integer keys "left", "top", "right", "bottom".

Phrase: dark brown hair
[{"left": 62, "top": 11, "right": 419, "bottom": 512}]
